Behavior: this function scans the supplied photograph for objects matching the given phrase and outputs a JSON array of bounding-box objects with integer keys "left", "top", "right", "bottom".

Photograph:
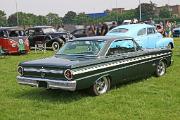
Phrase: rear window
[{"left": 110, "top": 28, "right": 128, "bottom": 33}]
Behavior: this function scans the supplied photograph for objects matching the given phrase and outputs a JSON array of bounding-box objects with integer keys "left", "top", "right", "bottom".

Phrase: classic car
[
  {"left": 71, "top": 29, "right": 88, "bottom": 38},
  {"left": 106, "top": 24, "right": 174, "bottom": 49},
  {"left": 173, "top": 25, "right": 180, "bottom": 37},
  {"left": 0, "top": 27, "right": 30, "bottom": 54},
  {"left": 17, "top": 36, "right": 172, "bottom": 96},
  {"left": 26, "top": 26, "right": 73, "bottom": 51}
]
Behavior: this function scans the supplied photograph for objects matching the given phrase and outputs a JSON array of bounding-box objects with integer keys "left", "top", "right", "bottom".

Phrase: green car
[{"left": 17, "top": 36, "right": 173, "bottom": 95}]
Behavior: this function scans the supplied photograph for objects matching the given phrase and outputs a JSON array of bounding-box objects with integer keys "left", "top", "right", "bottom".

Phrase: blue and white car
[{"left": 106, "top": 24, "right": 174, "bottom": 49}]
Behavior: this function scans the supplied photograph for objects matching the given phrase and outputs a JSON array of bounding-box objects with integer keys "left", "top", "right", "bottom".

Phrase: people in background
[
  {"left": 101, "top": 23, "right": 108, "bottom": 36},
  {"left": 109, "top": 22, "right": 117, "bottom": 30},
  {"left": 87, "top": 25, "right": 96, "bottom": 36},
  {"left": 57, "top": 25, "right": 65, "bottom": 32},
  {"left": 165, "top": 21, "right": 172, "bottom": 37}
]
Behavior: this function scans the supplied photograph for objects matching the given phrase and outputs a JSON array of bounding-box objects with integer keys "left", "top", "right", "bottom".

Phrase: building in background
[{"left": 156, "top": 5, "right": 180, "bottom": 17}]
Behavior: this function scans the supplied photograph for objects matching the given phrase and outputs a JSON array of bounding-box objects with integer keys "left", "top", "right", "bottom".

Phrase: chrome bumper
[{"left": 16, "top": 76, "right": 76, "bottom": 91}]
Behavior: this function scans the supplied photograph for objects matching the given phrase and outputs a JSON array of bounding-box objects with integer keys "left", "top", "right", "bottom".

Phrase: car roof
[
  {"left": 114, "top": 23, "right": 155, "bottom": 30},
  {"left": 0, "top": 27, "right": 24, "bottom": 31},
  {"left": 72, "top": 36, "right": 133, "bottom": 42},
  {"left": 28, "top": 26, "right": 53, "bottom": 29}
]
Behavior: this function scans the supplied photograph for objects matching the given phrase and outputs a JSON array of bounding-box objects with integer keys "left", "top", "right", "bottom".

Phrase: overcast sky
[{"left": 0, "top": 0, "right": 179, "bottom": 17}]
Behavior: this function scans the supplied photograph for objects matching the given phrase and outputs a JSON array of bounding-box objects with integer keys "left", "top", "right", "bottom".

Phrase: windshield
[
  {"left": 42, "top": 28, "right": 57, "bottom": 33},
  {"left": 8, "top": 30, "right": 25, "bottom": 37},
  {"left": 56, "top": 40, "right": 106, "bottom": 56},
  {"left": 110, "top": 28, "right": 128, "bottom": 33}
]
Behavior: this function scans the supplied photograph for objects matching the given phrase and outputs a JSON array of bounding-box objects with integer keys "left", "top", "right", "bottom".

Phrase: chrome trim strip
[
  {"left": 75, "top": 55, "right": 171, "bottom": 81},
  {"left": 72, "top": 52, "right": 171, "bottom": 75},
  {"left": 17, "top": 76, "right": 76, "bottom": 91}
]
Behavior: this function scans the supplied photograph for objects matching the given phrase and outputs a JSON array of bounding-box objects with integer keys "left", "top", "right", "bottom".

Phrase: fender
[{"left": 156, "top": 37, "right": 174, "bottom": 48}]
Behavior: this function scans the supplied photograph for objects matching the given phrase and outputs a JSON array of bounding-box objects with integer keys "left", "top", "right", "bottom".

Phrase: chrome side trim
[
  {"left": 72, "top": 52, "right": 172, "bottom": 75},
  {"left": 17, "top": 76, "right": 76, "bottom": 91},
  {"left": 75, "top": 55, "right": 171, "bottom": 81}
]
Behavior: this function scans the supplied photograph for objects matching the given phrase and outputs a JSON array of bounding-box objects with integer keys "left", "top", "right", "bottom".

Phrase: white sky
[{"left": 0, "top": 0, "right": 180, "bottom": 17}]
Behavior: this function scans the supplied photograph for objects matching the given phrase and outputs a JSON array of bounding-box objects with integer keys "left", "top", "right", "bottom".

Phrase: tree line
[{"left": 0, "top": 2, "right": 177, "bottom": 27}]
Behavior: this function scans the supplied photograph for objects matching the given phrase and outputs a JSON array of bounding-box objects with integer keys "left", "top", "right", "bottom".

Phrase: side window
[
  {"left": 0, "top": 30, "right": 8, "bottom": 38},
  {"left": 137, "top": 28, "right": 146, "bottom": 36},
  {"left": 75, "top": 30, "right": 85, "bottom": 35},
  {"left": 107, "top": 40, "right": 136, "bottom": 56},
  {"left": 147, "top": 28, "right": 155, "bottom": 35},
  {"left": 0, "top": 30, "right": 5, "bottom": 37},
  {"left": 9, "top": 31, "right": 19, "bottom": 37}
]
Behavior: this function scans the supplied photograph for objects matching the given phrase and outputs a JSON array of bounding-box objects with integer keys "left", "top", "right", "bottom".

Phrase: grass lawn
[{"left": 0, "top": 39, "right": 180, "bottom": 120}]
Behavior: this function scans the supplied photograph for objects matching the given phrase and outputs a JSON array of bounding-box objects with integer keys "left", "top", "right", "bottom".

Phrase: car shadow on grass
[
  {"left": 15, "top": 88, "right": 90, "bottom": 103},
  {"left": 15, "top": 75, "right": 153, "bottom": 103}
]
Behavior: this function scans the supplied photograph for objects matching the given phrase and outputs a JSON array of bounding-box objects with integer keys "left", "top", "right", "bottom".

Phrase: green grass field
[{"left": 0, "top": 39, "right": 180, "bottom": 120}]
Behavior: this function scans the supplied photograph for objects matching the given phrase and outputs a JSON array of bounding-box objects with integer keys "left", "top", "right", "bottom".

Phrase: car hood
[{"left": 20, "top": 55, "right": 97, "bottom": 69}]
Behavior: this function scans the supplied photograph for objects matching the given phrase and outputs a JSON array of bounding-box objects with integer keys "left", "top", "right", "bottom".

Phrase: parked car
[
  {"left": 106, "top": 24, "right": 174, "bottom": 49},
  {"left": 17, "top": 36, "right": 172, "bottom": 96},
  {"left": 71, "top": 29, "right": 88, "bottom": 38},
  {"left": 173, "top": 25, "right": 180, "bottom": 37},
  {"left": 26, "top": 26, "right": 73, "bottom": 51},
  {"left": 0, "top": 27, "right": 30, "bottom": 54}
]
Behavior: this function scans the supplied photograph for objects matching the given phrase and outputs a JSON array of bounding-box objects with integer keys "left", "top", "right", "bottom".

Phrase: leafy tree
[
  {"left": 159, "top": 6, "right": 172, "bottom": 18},
  {"left": 63, "top": 11, "right": 77, "bottom": 24},
  {"left": 46, "top": 13, "right": 62, "bottom": 26},
  {"left": 135, "top": 2, "right": 156, "bottom": 20},
  {"left": 0, "top": 10, "right": 7, "bottom": 26}
]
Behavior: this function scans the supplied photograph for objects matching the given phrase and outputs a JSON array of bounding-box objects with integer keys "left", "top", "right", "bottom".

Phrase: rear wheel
[
  {"left": 155, "top": 60, "right": 166, "bottom": 77},
  {"left": 90, "top": 76, "right": 110, "bottom": 96},
  {"left": 52, "top": 41, "right": 60, "bottom": 51}
]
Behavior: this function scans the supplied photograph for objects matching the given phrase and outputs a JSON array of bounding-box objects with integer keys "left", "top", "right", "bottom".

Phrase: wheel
[
  {"left": 167, "top": 43, "right": 172, "bottom": 49},
  {"left": 52, "top": 41, "right": 60, "bottom": 51},
  {"left": 155, "top": 60, "right": 166, "bottom": 77},
  {"left": 90, "top": 76, "right": 110, "bottom": 96}
]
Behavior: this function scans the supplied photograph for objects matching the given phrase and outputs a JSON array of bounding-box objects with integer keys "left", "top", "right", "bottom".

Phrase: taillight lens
[
  {"left": 64, "top": 69, "right": 73, "bottom": 80},
  {"left": 18, "top": 66, "right": 24, "bottom": 76}
]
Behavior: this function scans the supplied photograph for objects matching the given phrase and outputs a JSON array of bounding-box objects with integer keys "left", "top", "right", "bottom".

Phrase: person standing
[
  {"left": 109, "top": 22, "right": 117, "bottom": 30},
  {"left": 101, "top": 23, "right": 108, "bottom": 36}
]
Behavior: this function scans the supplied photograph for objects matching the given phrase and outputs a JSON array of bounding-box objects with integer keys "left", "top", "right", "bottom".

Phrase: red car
[{"left": 0, "top": 27, "right": 30, "bottom": 54}]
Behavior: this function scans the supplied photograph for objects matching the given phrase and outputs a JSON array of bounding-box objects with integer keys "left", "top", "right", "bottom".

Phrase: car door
[
  {"left": 147, "top": 27, "right": 159, "bottom": 48},
  {"left": 106, "top": 39, "right": 142, "bottom": 83},
  {"left": 135, "top": 28, "right": 148, "bottom": 48}
]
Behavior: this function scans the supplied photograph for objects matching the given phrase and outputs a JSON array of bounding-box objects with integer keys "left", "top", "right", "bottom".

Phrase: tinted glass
[
  {"left": 147, "top": 28, "right": 155, "bottom": 34},
  {"left": 137, "top": 28, "right": 146, "bottom": 36},
  {"left": 110, "top": 28, "right": 128, "bottom": 33},
  {"left": 57, "top": 40, "right": 106, "bottom": 56},
  {"left": 107, "top": 40, "right": 135, "bottom": 55}
]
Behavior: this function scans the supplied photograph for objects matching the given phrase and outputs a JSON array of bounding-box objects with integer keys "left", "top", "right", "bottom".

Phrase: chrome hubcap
[
  {"left": 95, "top": 77, "right": 108, "bottom": 94},
  {"left": 52, "top": 42, "right": 59, "bottom": 51},
  {"left": 157, "top": 62, "right": 165, "bottom": 76}
]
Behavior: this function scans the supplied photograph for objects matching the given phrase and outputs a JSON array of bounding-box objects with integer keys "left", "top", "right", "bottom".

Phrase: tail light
[{"left": 64, "top": 69, "right": 73, "bottom": 80}]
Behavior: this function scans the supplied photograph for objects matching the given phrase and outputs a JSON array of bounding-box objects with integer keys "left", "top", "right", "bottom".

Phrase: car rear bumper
[{"left": 17, "top": 76, "right": 76, "bottom": 91}]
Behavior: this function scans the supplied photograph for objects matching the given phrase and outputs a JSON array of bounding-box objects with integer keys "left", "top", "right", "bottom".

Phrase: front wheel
[
  {"left": 90, "top": 76, "right": 110, "bottom": 96},
  {"left": 167, "top": 43, "right": 172, "bottom": 49},
  {"left": 155, "top": 60, "right": 166, "bottom": 77}
]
